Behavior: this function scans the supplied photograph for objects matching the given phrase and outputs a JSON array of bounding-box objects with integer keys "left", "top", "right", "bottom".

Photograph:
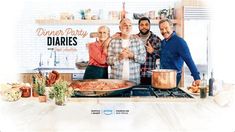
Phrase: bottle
[
  {"left": 209, "top": 71, "right": 215, "bottom": 96},
  {"left": 121, "top": 2, "right": 126, "bottom": 19},
  {"left": 39, "top": 53, "right": 43, "bottom": 67},
  {"left": 200, "top": 73, "right": 207, "bottom": 98}
]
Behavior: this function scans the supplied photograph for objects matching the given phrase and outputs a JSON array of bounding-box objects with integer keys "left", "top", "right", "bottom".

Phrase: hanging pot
[{"left": 151, "top": 69, "right": 177, "bottom": 89}]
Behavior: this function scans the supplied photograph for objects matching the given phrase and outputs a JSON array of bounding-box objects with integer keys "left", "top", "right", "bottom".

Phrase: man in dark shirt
[
  {"left": 159, "top": 19, "right": 201, "bottom": 86},
  {"left": 137, "top": 17, "right": 161, "bottom": 85}
]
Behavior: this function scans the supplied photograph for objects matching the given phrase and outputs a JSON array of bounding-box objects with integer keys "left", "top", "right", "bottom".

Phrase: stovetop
[
  {"left": 130, "top": 85, "right": 193, "bottom": 98},
  {"left": 72, "top": 85, "right": 194, "bottom": 98}
]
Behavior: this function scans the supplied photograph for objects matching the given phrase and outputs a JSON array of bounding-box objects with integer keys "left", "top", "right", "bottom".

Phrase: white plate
[{"left": 187, "top": 90, "right": 200, "bottom": 96}]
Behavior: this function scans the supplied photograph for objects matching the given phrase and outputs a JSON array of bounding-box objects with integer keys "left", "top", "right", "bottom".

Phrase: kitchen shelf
[{"left": 35, "top": 19, "right": 178, "bottom": 25}]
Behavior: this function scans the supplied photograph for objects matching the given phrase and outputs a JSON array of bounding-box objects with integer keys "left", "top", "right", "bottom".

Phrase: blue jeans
[{"left": 176, "top": 73, "right": 182, "bottom": 86}]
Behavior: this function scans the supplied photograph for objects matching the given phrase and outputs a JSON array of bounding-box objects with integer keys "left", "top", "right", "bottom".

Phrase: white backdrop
[{"left": 0, "top": 0, "right": 235, "bottom": 83}]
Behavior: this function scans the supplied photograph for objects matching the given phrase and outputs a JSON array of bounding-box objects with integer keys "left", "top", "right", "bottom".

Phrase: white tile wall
[{"left": 15, "top": 0, "right": 176, "bottom": 71}]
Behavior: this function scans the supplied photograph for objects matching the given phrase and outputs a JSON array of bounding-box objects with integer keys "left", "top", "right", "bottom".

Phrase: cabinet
[
  {"left": 60, "top": 73, "right": 72, "bottom": 82},
  {"left": 19, "top": 73, "right": 73, "bottom": 84}
]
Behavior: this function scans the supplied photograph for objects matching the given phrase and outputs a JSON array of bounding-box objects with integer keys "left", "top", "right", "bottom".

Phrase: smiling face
[
  {"left": 159, "top": 21, "right": 173, "bottom": 39},
  {"left": 119, "top": 18, "right": 132, "bottom": 35},
  {"left": 139, "top": 20, "right": 150, "bottom": 35},
  {"left": 97, "top": 26, "right": 110, "bottom": 42}
]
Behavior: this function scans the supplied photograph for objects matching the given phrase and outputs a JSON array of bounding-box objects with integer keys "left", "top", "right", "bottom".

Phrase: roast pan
[{"left": 70, "top": 79, "right": 136, "bottom": 97}]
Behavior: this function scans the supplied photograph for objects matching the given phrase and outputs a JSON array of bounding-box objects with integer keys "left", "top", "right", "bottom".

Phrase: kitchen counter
[{"left": 1, "top": 90, "right": 235, "bottom": 132}]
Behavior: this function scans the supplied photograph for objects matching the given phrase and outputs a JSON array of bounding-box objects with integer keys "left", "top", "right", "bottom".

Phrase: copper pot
[
  {"left": 151, "top": 69, "right": 177, "bottom": 89},
  {"left": 20, "top": 86, "right": 31, "bottom": 98}
]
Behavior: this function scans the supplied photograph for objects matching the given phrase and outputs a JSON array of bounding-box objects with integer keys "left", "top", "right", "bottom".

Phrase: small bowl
[{"left": 75, "top": 62, "right": 88, "bottom": 69}]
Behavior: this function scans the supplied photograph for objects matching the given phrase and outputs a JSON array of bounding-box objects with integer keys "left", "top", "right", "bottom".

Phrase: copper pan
[
  {"left": 70, "top": 79, "right": 136, "bottom": 96},
  {"left": 151, "top": 69, "right": 177, "bottom": 89}
]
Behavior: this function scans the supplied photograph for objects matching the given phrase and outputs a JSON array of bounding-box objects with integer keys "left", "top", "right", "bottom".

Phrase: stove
[
  {"left": 130, "top": 85, "right": 193, "bottom": 98},
  {"left": 72, "top": 85, "right": 194, "bottom": 98}
]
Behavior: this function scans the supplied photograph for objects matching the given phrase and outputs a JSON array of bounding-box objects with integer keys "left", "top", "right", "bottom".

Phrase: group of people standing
[{"left": 83, "top": 17, "right": 200, "bottom": 86}]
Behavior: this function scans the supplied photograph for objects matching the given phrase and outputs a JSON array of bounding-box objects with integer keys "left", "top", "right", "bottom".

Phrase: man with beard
[
  {"left": 137, "top": 17, "right": 161, "bottom": 85},
  {"left": 107, "top": 18, "right": 146, "bottom": 84},
  {"left": 159, "top": 19, "right": 200, "bottom": 86}
]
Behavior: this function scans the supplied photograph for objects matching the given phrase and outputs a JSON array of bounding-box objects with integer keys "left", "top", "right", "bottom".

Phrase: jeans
[{"left": 176, "top": 73, "right": 182, "bottom": 86}]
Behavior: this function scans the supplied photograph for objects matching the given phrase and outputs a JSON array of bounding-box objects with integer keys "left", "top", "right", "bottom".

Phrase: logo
[
  {"left": 91, "top": 110, "right": 101, "bottom": 114},
  {"left": 103, "top": 109, "right": 113, "bottom": 115}
]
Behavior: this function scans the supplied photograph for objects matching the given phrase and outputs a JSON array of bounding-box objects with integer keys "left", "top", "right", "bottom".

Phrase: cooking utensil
[
  {"left": 151, "top": 69, "right": 177, "bottom": 89},
  {"left": 70, "top": 79, "right": 136, "bottom": 96}
]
